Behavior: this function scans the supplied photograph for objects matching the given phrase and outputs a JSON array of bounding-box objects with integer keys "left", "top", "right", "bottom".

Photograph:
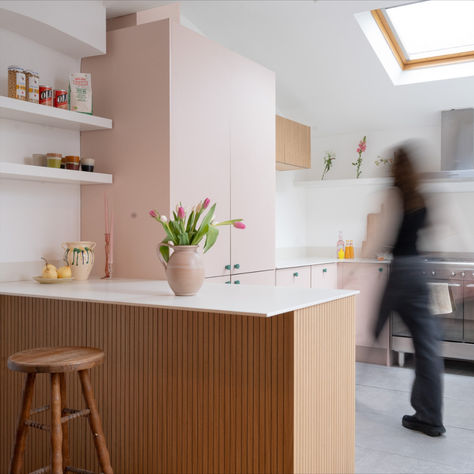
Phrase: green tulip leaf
[{"left": 204, "top": 225, "right": 219, "bottom": 253}]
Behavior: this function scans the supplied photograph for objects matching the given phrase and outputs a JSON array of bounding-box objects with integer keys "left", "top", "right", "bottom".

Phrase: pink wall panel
[{"left": 81, "top": 20, "right": 171, "bottom": 279}]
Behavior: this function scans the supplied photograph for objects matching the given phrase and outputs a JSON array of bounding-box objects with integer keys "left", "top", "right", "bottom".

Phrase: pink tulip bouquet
[
  {"left": 149, "top": 198, "right": 245, "bottom": 263},
  {"left": 352, "top": 136, "right": 367, "bottom": 179}
]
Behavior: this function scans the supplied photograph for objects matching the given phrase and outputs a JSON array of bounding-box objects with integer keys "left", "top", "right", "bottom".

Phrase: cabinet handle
[
  {"left": 234, "top": 280, "right": 240, "bottom": 285},
  {"left": 225, "top": 281, "right": 231, "bottom": 284},
  {"left": 293, "top": 272, "right": 299, "bottom": 277},
  {"left": 225, "top": 264, "right": 231, "bottom": 270},
  {"left": 323, "top": 268, "right": 327, "bottom": 273},
  {"left": 378, "top": 268, "right": 383, "bottom": 272},
  {"left": 234, "top": 264, "right": 240, "bottom": 269}
]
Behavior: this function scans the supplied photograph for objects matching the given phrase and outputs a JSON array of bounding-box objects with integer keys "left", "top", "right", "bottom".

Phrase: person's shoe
[{"left": 402, "top": 415, "right": 446, "bottom": 437}]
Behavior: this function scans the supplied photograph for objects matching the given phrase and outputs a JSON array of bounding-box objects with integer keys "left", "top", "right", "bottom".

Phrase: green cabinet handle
[
  {"left": 293, "top": 272, "right": 299, "bottom": 277},
  {"left": 234, "top": 263, "right": 240, "bottom": 269},
  {"left": 225, "top": 281, "right": 231, "bottom": 284},
  {"left": 378, "top": 267, "right": 383, "bottom": 272},
  {"left": 234, "top": 280, "right": 240, "bottom": 285},
  {"left": 323, "top": 268, "right": 327, "bottom": 273},
  {"left": 225, "top": 264, "right": 231, "bottom": 270}
]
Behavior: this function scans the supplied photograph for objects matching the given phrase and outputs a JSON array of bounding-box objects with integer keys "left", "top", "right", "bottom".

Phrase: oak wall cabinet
[
  {"left": 276, "top": 115, "right": 311, "bottom": 170},
  {"left": 81, "top": 19, "right": 275, "bottom": 279}
]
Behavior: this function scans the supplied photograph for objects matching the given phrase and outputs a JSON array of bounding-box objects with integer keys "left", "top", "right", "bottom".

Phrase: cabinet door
[
  {"left": 276, "top": 266, "right": 311, "bottom": 289},
  {"left": 170, "top": 23, "right": 231, "bottom": 278},
  {"left": 311, "top": 263, "right": 338, "bottom": 289},
  {"left": 341, "top": 263, "right": 389, "bottom": 349},
  {"left": 233, "top": 270, "right": 275, "bottom": 286},
  {"left": 230, "top": 53, "right": 275, "bottom": 275}
]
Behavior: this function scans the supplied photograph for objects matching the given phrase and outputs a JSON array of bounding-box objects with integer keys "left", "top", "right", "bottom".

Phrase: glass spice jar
[
  {"left": 65, "top": 155, "right": 80, "bottom": 170},
  {"left": 8, "top": 66, "right": 26, "bottom": 100},
  {"left": 25, "top": 70, "right": 39, "bottom": 103}
]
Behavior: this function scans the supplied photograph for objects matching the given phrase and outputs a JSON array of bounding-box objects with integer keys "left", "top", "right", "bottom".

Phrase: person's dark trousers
[{"left": 376, "top": 257, "right": 444, "bottom": 427}]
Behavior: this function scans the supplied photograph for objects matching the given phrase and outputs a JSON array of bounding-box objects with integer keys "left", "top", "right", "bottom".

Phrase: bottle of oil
[{"left": 337, "top": 231, "right": 345, "bottom": 259}]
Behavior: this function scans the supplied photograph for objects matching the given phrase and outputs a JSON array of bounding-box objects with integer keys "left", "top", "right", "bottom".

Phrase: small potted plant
[{"left": 150, "top": 198, "right": 244, "bottom": 295}]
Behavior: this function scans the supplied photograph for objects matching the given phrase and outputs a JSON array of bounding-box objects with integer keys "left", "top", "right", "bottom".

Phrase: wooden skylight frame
[{"left": 371, "top": 8, "right": 474, "bottom": 70}]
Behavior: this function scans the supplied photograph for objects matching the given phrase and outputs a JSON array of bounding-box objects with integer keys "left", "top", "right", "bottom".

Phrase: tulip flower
[
  {"left": 178, "top": 206, "right": 186, "bottom": 219},
  {"left": 195, "top": 202, "right": 202, "bottom": 213},
  {"left": 203, "top": 197, "right": 211, "bottom": 209},
  {"left": 233, "top": 221, "right": 246, "bottom": 229},
  {"left": 160, "top": 215, "right": 168, "bottom": 223},
  {"left": 149, "top": 210, "right": 157, "bottom": 218}
]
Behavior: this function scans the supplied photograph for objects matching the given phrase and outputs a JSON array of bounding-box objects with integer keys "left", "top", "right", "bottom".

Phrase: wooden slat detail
[
  {"left": 0, "top": 295, "right": 294, "bottom": 474},
  {"left": 293, "top": 296, "right": 355, "bottom": 474}
]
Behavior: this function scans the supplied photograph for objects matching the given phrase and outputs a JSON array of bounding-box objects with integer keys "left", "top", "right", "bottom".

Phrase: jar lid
[
  {"left": 55, "top": 89, "right": 68, "bottom": 93},
  {"left": 39, "top": 85, "right": 52, "bottom": 89},
  {"left": 25, "top": 69, "right": 39, "bottom": 75},
  {"left": 65, "top": 155, "right": 80, "bottom": 161},
  {"left": 8, "top": 65, "right": 23, "bottom": 71},
  {"left": 46, "top": 153, "right": 62, "bottom": 158}
]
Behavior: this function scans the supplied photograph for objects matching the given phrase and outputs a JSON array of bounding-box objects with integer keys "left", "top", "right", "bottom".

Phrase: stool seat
[{"left": 7, "top": 346, "right": 104, "bottom": 373}]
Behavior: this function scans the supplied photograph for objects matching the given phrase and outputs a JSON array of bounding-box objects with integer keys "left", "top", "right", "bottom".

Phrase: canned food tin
[
  {"left": 39, "top": 86, "right": 53, "bottom": 106},
  {"left": 54, "top": 89, "right": 68, "bottom": 109}
]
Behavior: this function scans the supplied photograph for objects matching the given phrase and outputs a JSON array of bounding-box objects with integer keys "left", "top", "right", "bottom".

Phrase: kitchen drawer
[
  {"left": 206, "top": 275, "right": 232, "bottom": 284},
  {"left": 311, "top": 263, "right": 338, "bottom": 289},
  {"left": 275, "top": 266, "right": 311, "bottom": 289},
  {"left": 231, "top": 270, "right": 275, "bottom": 286}
]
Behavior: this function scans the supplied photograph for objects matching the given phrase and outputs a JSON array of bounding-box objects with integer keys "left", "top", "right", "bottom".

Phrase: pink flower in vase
[
  {"left": 203, "top": 197, "right": 211, "bottom": 209},
  {"left": 149, "top": 210, "right": 157, "bottom": 218},
  {"left": 233, "top": 221, "right": 246, "bottom": 229},
  {"left": 178, "top": 207, "right": 186, "bottom": 220}
]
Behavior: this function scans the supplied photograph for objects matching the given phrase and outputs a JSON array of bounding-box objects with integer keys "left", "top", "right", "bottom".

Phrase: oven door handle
[
  {"left": 465, "top": 284, "right": 474, "bottom": 288},
  {"left": 446, "top": 283, "right": 461, "bottom": 287}
]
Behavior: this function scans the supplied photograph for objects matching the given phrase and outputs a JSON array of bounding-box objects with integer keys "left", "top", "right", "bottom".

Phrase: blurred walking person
[{"left": 375, "top": 146, "right": 445, "bottom": 437}]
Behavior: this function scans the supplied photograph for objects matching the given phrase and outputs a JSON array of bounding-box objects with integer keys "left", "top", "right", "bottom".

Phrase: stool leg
[
  {"left": 51, "top": 373, "right": 63, "bottom": 474},
  {"left": 79, "top": 370, "right": 113, "bottom": 474},
  {"left": 10, "top": 372, "right": 36, "bottom": 474},
  {"left": 59, "top": 373, "right": 70, "bottom": 471}
]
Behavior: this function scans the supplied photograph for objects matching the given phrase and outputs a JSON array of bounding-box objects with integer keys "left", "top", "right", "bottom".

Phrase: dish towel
[{"left": 428, "top": 282, "right": 454, "bottom": 315}]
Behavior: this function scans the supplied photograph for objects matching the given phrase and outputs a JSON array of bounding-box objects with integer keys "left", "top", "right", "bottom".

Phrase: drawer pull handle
[
  {"left": 293, "top": 272, "right": 299, "bottom": 277},
  {"left": 225, "top": 264, "right": 231, "bottom": 270},
  {"left": 234, "top": 263, "right": 240, "bottom": 269},
  {"left": 323, "top": 268, "right": 327, "bottom": 273},
  {"left": 234, "top": 280, "right": 240, "bottom": 285},
  {"left": 225, "top": 281, "right": 231, "bottom": 284},
  {"left": 378, "top": 268, "right": 383, "bottom": 272}
]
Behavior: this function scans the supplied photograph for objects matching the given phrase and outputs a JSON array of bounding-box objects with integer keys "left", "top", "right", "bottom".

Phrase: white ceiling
[{"left": 104, "top": 0, "right": 474, "bottom": 136}]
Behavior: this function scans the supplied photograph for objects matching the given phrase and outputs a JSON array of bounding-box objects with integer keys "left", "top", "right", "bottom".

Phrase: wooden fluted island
[{"left": 0, "top": 279, "right": 357, "bottom": 474}]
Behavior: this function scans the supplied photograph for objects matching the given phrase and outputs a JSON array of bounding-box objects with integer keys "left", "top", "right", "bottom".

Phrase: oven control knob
[
  {"left": 431, "top": 271, "right": 436, "bottom": 276},
  {"left": 451, "top": 272, "right": 456, "bottom": 277}
]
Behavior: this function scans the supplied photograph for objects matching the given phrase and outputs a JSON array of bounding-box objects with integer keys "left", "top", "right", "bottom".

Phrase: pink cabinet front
[
  {"left": 311, "top": 263, "right": 338, "bottom": 289},
  {"left": 232, "top": 270, "right": 275, "bottom": 286},
  {"left": 170, "top": 24, "right": 231, "bottom": 278},
  {"left": 275, "top": 266, "right": 311, "bottom": 289},
  {"left": 340, "top": 263, "right": 390, "bottom": 364},
  {"left": 230, "top": 53, "right": 275, "bottom": 275}
]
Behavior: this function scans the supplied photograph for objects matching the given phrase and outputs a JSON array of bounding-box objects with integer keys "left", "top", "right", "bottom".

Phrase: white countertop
[
  {"left": 275, "top": 257, "right": 391, "bottom": 269},
  {"left": 0, "top": 278, "right": 358, "bottom": 318}
]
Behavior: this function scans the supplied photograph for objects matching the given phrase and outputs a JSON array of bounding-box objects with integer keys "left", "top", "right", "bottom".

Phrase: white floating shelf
[
  {"left": 0, "top": 96, "right": 112, "bottom": 131},
  {"left": 295, "top": 177, "right": 474, "bottom": 193},
  {"left": 0, "top": 162, "right": 112, "bottom": 185}
]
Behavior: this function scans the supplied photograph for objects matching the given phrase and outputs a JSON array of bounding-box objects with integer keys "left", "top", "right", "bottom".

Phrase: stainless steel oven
[{"left": 392, "top": 259, "right": 474, "bottom": 365}]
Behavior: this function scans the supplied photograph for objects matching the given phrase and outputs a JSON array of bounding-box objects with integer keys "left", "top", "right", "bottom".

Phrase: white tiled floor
[{"left": 356, "top": 361, "right": 474, "bottom": 474}]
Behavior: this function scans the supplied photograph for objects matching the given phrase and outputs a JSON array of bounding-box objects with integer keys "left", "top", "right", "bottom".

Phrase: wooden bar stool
[{"left": 7, "top": 347, "right": 113, "bottom": 474}]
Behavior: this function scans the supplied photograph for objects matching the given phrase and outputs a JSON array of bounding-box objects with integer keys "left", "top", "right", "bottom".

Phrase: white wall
[
  {"left": 0, "top": 26, "right": 82, "bottom": 279},
  {"left": 276, "top": 124, "right": 474, "bottom": 255}
]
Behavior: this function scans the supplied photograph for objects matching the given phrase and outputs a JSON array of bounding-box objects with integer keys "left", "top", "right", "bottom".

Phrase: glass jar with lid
[
  {"left": 25, "top": 70, "right": 39, "bottom": 103},
  {"left": 8, "top": 66, "right": 26, "bottom": 100}
]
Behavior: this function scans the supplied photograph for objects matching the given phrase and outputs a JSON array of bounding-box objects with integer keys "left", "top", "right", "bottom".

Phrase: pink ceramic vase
[{"left": 159, "top": 245, "right": 205, "bottom": 296}]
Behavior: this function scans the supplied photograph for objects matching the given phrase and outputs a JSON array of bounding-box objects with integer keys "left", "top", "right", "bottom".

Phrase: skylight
[{"left": 372, "top": 1, "right": 474, "bottom": 70}]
